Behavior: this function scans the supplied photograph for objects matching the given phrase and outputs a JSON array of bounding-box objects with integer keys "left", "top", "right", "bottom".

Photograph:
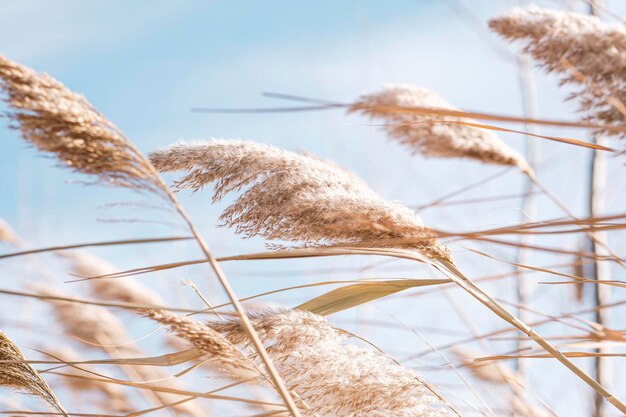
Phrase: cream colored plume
[
  {"left": 149, "top": 139, "right": 451, "bottom": 262},
  {"left": 0, "top": 55, "right": 164, "bottom": 193},
  {"left": 350, "top": 84, "right": 531, "bottom": 171},
  {"left": 489, "top": 7, "right": 626, "bottom": 137},
  {"left": 59, "top": 251, "right": 164, "bottom": 307},
  {"left": 211, "top": 309, "right": 452, "bottom": 416},
  {"left": 0, "top": 331, "right": 67, "bottom": 415}
]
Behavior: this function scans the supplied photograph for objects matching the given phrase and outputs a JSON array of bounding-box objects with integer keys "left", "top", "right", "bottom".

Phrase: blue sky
[{"left": 1, "top": 1, "right": 625, "bottom": 415}]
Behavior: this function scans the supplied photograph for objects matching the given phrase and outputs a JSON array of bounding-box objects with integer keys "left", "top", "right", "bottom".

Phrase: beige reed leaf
[
  {"left": 0, "top": 331, "right": 67, "bottom": 416},
  {"left": 489, "top": 7, "right": 626, "bottom": 138},
  {"left": 149, "top": 139, "right": 452, "bottom": 262},
  {"left": 350, "top": 84, "right": 531, "bottom": 172},
  {"left": 0, "top": 55, "right": 165, "bottom": 193}
]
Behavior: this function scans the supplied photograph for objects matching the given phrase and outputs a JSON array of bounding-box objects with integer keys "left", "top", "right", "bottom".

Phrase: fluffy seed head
[
  {"left": 144, "top": 309, "right": 258, "bottom": 380},
  {"left": 350, "top": 84, "right": 530, "bottom": 171},
  {"left": 0, "top": 55, "right": 164, "bottom": 192},
  {"left": 212, "top": 309, "right": 451, "bottom": 416},
  {"left": 149, "top": 139, "right": 452, "bottom": 262},
  {"left": 0, "top": 331, "right": 66, "bottom": 415},
  {"left": 489, "top": 7, "right": 626, "bottom": 137},
  {"left": 59, "top": 251, "right": 164, "bottom": 307}
]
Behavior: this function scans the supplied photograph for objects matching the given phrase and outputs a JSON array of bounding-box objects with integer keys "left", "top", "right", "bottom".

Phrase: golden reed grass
[
  {"left": 0, "top": 54, "right": 302, "bottom": 416},
  {"left": 149, "top": 139, "right": 451, "bottom": 262},
  {"left": 349, "top": 84, "right": 531, "bottom": 172},
  {"left": 0, "top": 331, "right": 67, "bottom": 415},
  {"left": 489, "top": 7, "right": 626, "bottom": 138}
]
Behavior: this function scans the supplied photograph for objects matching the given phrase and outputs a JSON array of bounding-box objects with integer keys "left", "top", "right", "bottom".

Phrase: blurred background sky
[{"left": 1, "top": 1, "right": 626, "bottom": 416}]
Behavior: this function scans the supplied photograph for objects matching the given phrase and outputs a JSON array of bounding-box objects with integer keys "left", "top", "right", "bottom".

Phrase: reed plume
[
  {"left": 489, "top": 7, "right": 626, "bottom": 137},
  {"left": 0, "top": 55, "right": 164, "bottom": 193},
  {"left": 149, "top": 139, "right": 451, "bottom": 262},
  {"left": 0, "top": 331, "right": 67, "bottom": 415},
  {"left": 210, "top": 309, "right": 451, "bottom": 416},
  {"left": 60, "top": 251, "right": 164, "bottom": 307},
  {"left": 144, "top": 309, "right": 258, "bottom": 380},
  {"left": 0, "top": 217, "right": 19, "bottom": 246},
  {"left": 349, "top": 84, "right": 531, "bottom": 171}
]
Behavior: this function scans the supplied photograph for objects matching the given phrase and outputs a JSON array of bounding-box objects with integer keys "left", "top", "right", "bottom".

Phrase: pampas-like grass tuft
[
  {"left": 149, "top": 139, "right": 451, "bottom": 262},
  {"left": 211, "top": 309, "right": 451, "bottom": 416},
  {"left": 0, "top": 55, "right": 163, "bottom": 193},
  {"left": 489, "top": 7, "right": 626, "bottom": 137},
  {"left": 349, "top": 84, "right": 531, "bottom": 171},
  {"left": 0, "top": 331, "right": 67, "bottom": 415}
]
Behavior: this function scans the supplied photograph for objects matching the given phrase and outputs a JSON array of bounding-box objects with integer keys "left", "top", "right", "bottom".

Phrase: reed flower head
[
  {"left": 0, "top": 331, "right": 66, "bottom": 415},
  {"left": 60, "top": 251, "right": 164, "bottom": 307},
  {"left": 350, "top": 84, "right": 530, "bottom": 171},
  {"left": 144, "top": 309, "right": 258, "bottom": 380},
  {"left": 149, "top": 139, "right": 451, "bottom": 262},
  {"left": 211, "top": 309, "right": 451, "bottom": 416},
  {"left": 489, "top": 7, "right": 626, "bottom": 137},
  {"left": 0, "top": 55, "right": 164, "bottom": 192}
]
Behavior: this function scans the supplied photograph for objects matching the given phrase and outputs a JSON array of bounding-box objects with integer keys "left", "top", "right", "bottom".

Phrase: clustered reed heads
[
  {"left": 211, "top": 309, "right": 451, "bottom": 416},
  {"left": 489, "top": 7, "right": 626, "bottom": 137},
  {"left": 349, "top": 84, "right": 531, "bottom": 172},
  {"left": 149, "top": 139, "right": 452, "bottom": 262},
  {"left": 0, "top": 331, "right": 66, "bottom": 415},
  {"left": 144, "top": 309, "right": 258, "bottom": 380},
  {"left": 0, "top": 55, "right": 164, "bottom": 193}
]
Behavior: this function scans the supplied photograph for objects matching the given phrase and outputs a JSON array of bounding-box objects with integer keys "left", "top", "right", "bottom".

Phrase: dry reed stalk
[
  {"left": 488, "top": 7, "right": 626, "bottom": 137},
  {"left": 210, "top": 309, "right": 452, "bottom": 417},
  {"left": 149, "top": 139, "right": 451, "bottom": 262},
  {"left": 349, "top": 85, "right": 531, "bottom": 172},
  {"left": 0, "top": 331, "right": 67, "bottom": 415},
  {"left": 0, "top": 56, "right": 302, "bottom": 415},
  {"left": 44, "top": 346, "right": 131, "bottom": 413},
  {"left": 29, "top": 283, "right": 205, "bottom": 417}
]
